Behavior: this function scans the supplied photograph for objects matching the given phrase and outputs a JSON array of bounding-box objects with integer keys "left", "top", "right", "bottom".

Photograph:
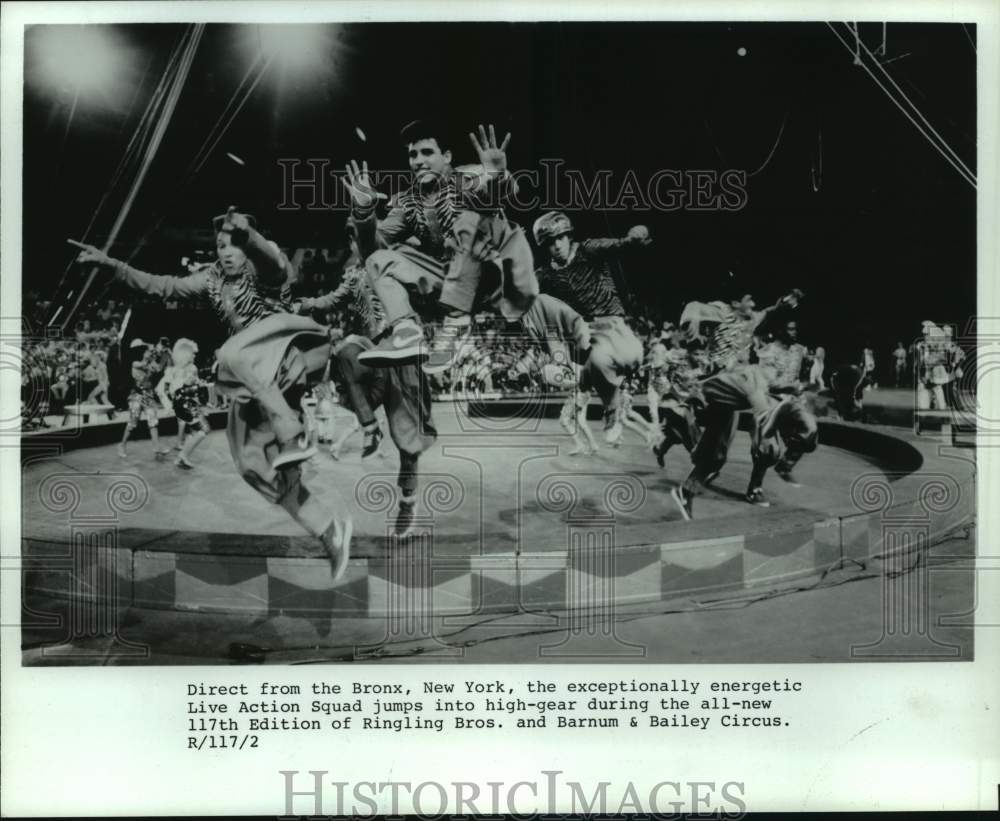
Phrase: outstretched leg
[{"left": 222, "top": 341, "right": 351, "bottom": 579}]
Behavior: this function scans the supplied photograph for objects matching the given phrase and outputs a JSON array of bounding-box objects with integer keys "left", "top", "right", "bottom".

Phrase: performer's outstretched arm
[
  {"left": 68, "top": 240, "right": 211, "bottom": 301},
  {"left": 753, "top": 288, "right": 805, "bottom": 331},
  {"left": 299, "top": 280, "right": 351, "bottom": 314},
  {"left": 581, "top": 226, "right": 652, "bottom": 258}
]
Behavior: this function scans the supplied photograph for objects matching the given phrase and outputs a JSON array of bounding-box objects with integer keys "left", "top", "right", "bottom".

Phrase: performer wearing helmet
[
  {"left": 531, "top": 211, "right": 650, "bottom": 444},
  {"left": 156, "top": 338, "right": 210, "bottom": 470},
  {"left": 68, "top": 207, "right": 352, "bottom": 578},
  {"left": 343, "top": 119, "right": 538, "bottom": 375}
]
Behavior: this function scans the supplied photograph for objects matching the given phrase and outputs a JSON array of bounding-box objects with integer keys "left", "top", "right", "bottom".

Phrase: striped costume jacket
[
  {"left": 350, "top": 165, "right": 518, "bottom": 261},
  {"left": 111, "top": 229, "right": 294, "bottom": 336},
  {"left": 300, "top": 265, "right": 388, "bottom": 340}
]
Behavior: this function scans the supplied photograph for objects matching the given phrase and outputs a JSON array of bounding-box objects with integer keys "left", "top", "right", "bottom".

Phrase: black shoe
[
  {"left": 654, "top": 445, "right": 666, "bottom": 468},
  {"left": 361, "top": 424, "right": 384, "bottom": 458},
  {"left": 358, "top": 319, "right": 426, "bottom": 367},
  {"left": 394, "top": 497, "right": 417, "bottom": 537},
  {"left": 704, "top": 470, "right": 720, "bottom": 487},
  {"left": 670, "top": 486, "right": 693, "bottom": 521},
  {"left": 745, "top": 487, "right": 771, "bottom": 507},
  {"left": 775, "top": 465, "right": 801, "bottom": 487}
]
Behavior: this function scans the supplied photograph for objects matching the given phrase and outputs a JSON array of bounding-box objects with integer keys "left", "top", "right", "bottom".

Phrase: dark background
[{"left": 22, "top": 21, "right": 977, "bottom": 366}]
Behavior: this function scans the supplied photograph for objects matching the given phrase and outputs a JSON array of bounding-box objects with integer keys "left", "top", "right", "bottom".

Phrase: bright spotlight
[
  {"left": 254, "top": 24, "right": 334, "bottom": 73},
  {"left": 29, "top": 26, "right": 128, "bottom": 100}
]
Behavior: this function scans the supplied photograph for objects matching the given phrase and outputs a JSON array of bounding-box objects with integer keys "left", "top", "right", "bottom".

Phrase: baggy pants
[
  {"left": 364, "top": 211, "right": 538, "bottom": 324},
  {"left": 331, "top": 335, "right": 438, "bottom": 497}
]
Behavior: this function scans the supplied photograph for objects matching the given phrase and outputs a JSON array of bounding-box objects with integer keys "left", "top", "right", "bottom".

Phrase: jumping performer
[
  {"left": 68, "top": 207, "right": 352, "bottom": 578},
  {"left": 342, "top": 119, "right": 538, "bottom": 374},
  {"left": 670, "top": 286, "right": 813, "bottom": 519},
  {"left": 506, "top": 291, "right": 640, "bottom": 457},
  {"left": 298, "top": 228, "right": 437, "bottom": 535},
  {"left": 531, "top": 211, "right": 650, "bottom": 444}
]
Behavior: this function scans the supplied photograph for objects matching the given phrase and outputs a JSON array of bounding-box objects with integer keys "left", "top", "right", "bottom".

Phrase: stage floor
[{"left": 22, "top": 408, "right": 896, "bottom": 558}]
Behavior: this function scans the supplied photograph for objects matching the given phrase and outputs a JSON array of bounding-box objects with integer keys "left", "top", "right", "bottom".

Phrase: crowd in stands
[
  {"left": 19, "top": 275, "right": 834, "bottom": 427},
  {"left": 21, "top": 293, "right": 124, "bottom": 427},
  {"left": 20, "top": 289, "right": 222, "bottom": 429},
  {"left": 21, "top": 249, "right": 970, "bottom": 430}
]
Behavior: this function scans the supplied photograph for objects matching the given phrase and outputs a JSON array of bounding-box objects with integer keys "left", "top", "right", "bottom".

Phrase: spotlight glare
[
  {"left": 31, "top": 26, "right": 126, "bottom": 99},
  {"left": 255, "top": 24, "right": 333, "bottom": 73}
]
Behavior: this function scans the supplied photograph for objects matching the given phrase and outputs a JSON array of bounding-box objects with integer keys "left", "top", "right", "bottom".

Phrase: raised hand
[
  {"left": 627, "top": 224, "right": 651, "bottom": 245},
  {"left": 781, "top": 288, "right": 805, "bottom": 308},
  {"left": 66, "top": 239, "right": 112, "bottom": 268},
  {"left": 468, "top": 123, "right": 511, "bottom": 175},
  {"left": 341, "top": 159, "right": 376, "bottom": 209},
  {"left": 218, "top": 206, "right": 251, "bottom": 247}
]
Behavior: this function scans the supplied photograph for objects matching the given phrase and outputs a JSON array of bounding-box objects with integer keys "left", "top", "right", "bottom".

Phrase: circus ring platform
[{"left": 20, "top": 390, "right": 976, "bottom": 632}]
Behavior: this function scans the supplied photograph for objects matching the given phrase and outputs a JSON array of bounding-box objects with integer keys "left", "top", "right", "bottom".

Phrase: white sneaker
[
  {"left": 320, "top": 517, "right": 352, "bottom": 581},
  {"left": 358, "top": 319, "right": 426, "bottom": 367},
  {"left": 272, "top": 437, "right": 318, "bottom": 470}
]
